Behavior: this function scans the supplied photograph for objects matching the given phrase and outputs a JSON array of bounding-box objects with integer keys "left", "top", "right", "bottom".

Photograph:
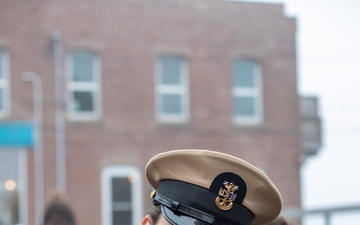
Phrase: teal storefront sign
[{"left": 0, "top": 122, "right": 34, "bottom": 148}]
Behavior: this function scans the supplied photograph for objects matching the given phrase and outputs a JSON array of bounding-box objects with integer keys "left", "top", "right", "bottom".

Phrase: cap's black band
[
  {"left": 154, "top": 180, "right": 254, "bottom": 225},
  {"left": 154, "top": 191, "right": 225, "bottom": 225}
]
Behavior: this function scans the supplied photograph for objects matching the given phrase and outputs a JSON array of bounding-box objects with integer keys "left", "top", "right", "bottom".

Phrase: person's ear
[{"left": 142, "top": 215, "right": 153, "bottom": 225}]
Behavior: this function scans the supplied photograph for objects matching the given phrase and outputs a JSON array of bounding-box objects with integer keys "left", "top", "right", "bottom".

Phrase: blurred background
[{"left": 0, "top": 0, "right": 359, "bottom": 225}]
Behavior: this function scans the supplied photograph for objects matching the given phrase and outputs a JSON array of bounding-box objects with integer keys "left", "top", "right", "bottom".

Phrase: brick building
[{"left": 0, "top": 0, "right": 309, "bottom": 225}]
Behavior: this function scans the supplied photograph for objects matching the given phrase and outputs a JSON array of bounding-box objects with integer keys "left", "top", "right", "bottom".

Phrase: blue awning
[{"left": 0, "top": 122, "right": 34, "bottom": 148}]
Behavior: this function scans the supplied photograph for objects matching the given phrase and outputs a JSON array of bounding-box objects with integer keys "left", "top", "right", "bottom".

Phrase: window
[
  {"left": 232, "top": 59, "right": 263, "bottom": 125},
  {"left": 156, "top": 56, "right": 189, "bottom": 123},
  {"left": 0, "top": 49, "right": 10, "bottom": 118},
  {"left": 0, "top": 150, "right": 27, "bottom": 225},
  {"left": 67, "top": 51, "right": 101, "bottom": 120},
  {"left": 102, "top": 166, "right": 143, "bottom": 225}
]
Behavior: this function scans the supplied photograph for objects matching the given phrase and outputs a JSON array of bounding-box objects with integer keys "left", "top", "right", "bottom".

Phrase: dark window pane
[
  {"left": 162, "top": 94, "right": 181, "bottom": 114},
  {"left": 113, "top": 211, "right": 132, "bottom": 225},
  {"left": 73, "top": 91, "right": 94, "bottom": 112},
  {"left": 233, "top": 60, "right": 255, "bottom": 88},
  {"left": 160, "top": 57, "right": 181, "bottom": 85},
  {"left": 235, "top": 96, "right": 255, "bottom": 116},
  {"left": 112, "top": 178, "right": 131, "bottom": 202},
  {"left": 72, "top": 53, "right": 94, "bottom": 82}
]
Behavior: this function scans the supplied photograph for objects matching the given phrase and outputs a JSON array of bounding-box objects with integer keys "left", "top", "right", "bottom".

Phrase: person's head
[
  {"left": 143, "top": 149, "right": 283, "bottom": 225},
  {"left": 142, "top": 209, "right": 288, "bottom": 225},
  {"left": 43, "top": 189, "right": 76, "bottom": 225}
]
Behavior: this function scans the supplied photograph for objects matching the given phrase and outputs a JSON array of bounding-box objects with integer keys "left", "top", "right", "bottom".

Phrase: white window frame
[
  {"left": 66, "top": 51, "right": 102, "bottom": 121},
  {"left": 232, "top": 59, "right": 263, "bottom": 125},
  {"left": 155, "top": 56, "right": 189, "bottom": 123},
  {"left": 0, "top": 49, "right": 10, "bottom": 118},
  {"left": 101, "top": 166, "right": 143, "bottom": 225}
]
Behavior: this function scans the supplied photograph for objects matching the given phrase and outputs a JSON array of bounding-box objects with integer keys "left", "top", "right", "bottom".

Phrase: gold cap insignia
[
  {"left": 150, "top": 190, "right": 156, "bottom": 199},
  {"left": 215, "top": 181, "right": 238, "bottom": 210}
]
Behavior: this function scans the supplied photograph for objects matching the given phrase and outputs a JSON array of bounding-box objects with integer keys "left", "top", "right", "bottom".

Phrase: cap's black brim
[{"left": 161, "top": 205, "right": 212, "bottom": 225}]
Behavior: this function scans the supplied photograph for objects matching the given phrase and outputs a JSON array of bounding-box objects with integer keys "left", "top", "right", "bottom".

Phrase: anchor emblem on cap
[{"left": 215, "top": 181, "right": 238, "bottom": 210}]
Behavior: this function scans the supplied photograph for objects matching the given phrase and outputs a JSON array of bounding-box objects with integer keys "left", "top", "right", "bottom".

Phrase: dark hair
[
  {"left": 149, "top": 204, "right": 162, "bottom": 225},
  {"left": 43, "top": 190, "right": 76, "bottom": 225},
  {"left": 44, "top": 202, "right": 76, "bottom": 225}
]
